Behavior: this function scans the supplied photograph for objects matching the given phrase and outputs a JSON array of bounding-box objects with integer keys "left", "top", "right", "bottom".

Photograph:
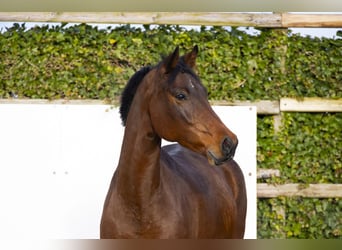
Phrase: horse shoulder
[
  {"left": 219, "top": 160, "right": 247, "bottom": 203},
  {"left": 219, "top": 160, "right": 247, "bottom": 238},
  {"left": 100, "top": 172, "right": 143, "bottom": 238}
]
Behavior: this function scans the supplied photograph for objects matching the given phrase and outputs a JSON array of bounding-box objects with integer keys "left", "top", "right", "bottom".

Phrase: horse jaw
[
  {"left": 206, "top": 151, "right": 228, "bottom": 166},
  {"left": 206, "top": 146, "right": 236, "bottom": 166}
]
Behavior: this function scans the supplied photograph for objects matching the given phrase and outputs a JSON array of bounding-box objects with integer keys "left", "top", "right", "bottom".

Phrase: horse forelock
[
  {"left": 119, "top": 66, "right": 152, "bottom": 126},
  {"left": 163, "top": 57, "right": 200, "bottom": 85}
]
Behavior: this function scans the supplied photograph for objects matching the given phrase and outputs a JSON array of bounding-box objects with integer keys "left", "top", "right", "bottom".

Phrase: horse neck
[{"left": 115, "top": 84, "right": 161, "bottom": 208}]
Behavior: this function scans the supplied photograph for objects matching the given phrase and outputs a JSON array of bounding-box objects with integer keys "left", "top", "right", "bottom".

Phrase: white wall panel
[{"left": 0, "top": 104, "right": 256, "bottom": 239}]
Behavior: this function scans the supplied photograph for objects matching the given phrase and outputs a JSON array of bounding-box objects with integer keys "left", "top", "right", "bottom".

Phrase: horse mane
[{"left": 119, "top": 66, "right": 152, "bottom": 126}]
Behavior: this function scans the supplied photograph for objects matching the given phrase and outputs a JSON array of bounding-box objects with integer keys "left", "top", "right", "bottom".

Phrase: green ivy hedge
[
  {"left": 0, "top": 23, "right": 341, "bottom": 238},
  {"left": 258, "top": 197, "right": 341, "bottom": 238},
  {"left": 1, "top": 24, "right": 341, "bottom": 100},
  {"left": 258, "top": 113, "right": 341, "bottom": 184},
  {"left": 257, "top": 113, "right": 341, "bottom": 239}
]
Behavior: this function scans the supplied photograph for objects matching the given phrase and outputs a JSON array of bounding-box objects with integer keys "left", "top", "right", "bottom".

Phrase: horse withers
[{"left": 100, "top": 46, "right": 247, "bottom": 238}]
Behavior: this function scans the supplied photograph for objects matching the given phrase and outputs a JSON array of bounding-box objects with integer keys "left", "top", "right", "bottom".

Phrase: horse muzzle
[{"left": 207, "top": 136, "right": 238, "bottom": 166}]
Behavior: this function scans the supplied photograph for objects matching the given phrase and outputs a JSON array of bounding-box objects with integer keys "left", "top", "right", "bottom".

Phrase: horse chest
[
  {"left": 104, "top": 182, "right": 236, "bottom": 239},
  {"left": 140, "top": 176, "right": 237, "bottom": 238}
]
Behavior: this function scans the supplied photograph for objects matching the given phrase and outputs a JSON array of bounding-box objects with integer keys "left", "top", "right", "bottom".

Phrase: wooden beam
[
  {"left": 0, "top": 12, "right": 282, "bottom": 27},
  {"left": 2, "top": 98, "right": 341, "bottom": 114},
  {"left": 282, "top": 13, "right": 342, "bottom": 28},
  {"left": 280, "top": 97, "right": 342, "bottom": 112},
  {"left": 0, "top": 12, "right": 342, "bottom": 28},
  {"left": 0, "top": 99, "right": 111, "bottom": 105},
  {"left": 257, "top": 183, "right": 342, "bottom": 198},
  {"left": 210, "top": 100, "right": 280, "bottom": 115},
  {"left": 257, "top": 169, "right": 281, "bottom": 179},
  {"left": 0, "top": 98, "right": 279, "bottom": 114}
]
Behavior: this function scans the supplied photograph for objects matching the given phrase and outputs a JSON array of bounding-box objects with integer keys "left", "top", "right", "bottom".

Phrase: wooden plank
[
  {"left": 257, "top": 169, "right": 281, "bottom": 179},
  {"left": 280, "top": 97, "right": 342, "bottom": 112},
  {"left": 0, "top": 98, "right": 279, "bottom": 114},
  {"left": 282, "top": 13, "right": 342, "bottom": 28},
  {"left": 1, "top": 12, "right": 342, "bottom": 28},
  {"left": 0, "top": 12, "right": 282, "bottom": 27},
  {"left": 257, "top": 183, "right": 342, "bottom": 198},
  {"left": 2, "top": 98, "right": 341, "bottom": 113},
  {"left": 273, "top": 114, "right": 282, "bottom": 133},
  {"left": 0, "top": 99, "right": 112, "bottom": 105},
  {"left": 211, "top": 100, "right": 280, "bottom": 115}
]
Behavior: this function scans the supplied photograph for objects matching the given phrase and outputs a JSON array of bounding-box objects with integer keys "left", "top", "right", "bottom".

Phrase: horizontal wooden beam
[
  {"left": 210, "top": 100, "right": 280, "bottom": 115},
  {"left": 0, "top": 12, "right": 282, "bottom": 27},
  {"left": 257, "top": 183, "right": 342, "bottom": 198},
  {"left": 282, "top": 13, "right": 342, "bottom": 28},
  {"left": 0, "top": 99, "right": 278, "bottom": 114},
  {"left": 280, "top": 97, "right": 342, "bottom": 112},
  {"left": 1, "top": 97, "right": 341, "bottom": 114},
  {"left": 257, "top": 169, "right": 281, "bottom": 179},
  {"left": 0, "top": 99, "right": 111, "bottom": 105},
  {"left": 0, "top": 12, "right": 341, "bottom": 28}
]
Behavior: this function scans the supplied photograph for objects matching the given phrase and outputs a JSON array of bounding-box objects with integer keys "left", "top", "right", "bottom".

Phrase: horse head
[{"left": 148, "top": 46, "right": 238, "bottom": 165}]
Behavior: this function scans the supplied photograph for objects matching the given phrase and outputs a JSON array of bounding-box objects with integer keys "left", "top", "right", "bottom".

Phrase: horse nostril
[{"left": 222, "top": 137, "right": 237, "bottom": 159}]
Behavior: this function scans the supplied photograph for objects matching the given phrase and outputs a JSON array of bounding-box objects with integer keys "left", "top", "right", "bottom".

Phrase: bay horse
[{"left": 100, "top": 46, "right": 247, "bottom": 238}]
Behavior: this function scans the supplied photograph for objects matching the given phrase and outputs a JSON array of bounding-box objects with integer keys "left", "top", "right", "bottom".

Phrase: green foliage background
[{"left": 0, "top": 23, "right": 341, "bottom": 238}]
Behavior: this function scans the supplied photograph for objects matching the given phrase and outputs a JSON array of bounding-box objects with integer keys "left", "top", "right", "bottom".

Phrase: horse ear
[
  {"left": 183, "top": 45, "right": 198, "bottom": 68},
  {"left": 161, "top": 46, "right": 179, "bottom": 74}
]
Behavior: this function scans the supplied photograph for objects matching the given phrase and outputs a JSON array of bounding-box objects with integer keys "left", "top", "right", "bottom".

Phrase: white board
[{"left": 0, "top": 104, "right": 256, "bottom": 239}]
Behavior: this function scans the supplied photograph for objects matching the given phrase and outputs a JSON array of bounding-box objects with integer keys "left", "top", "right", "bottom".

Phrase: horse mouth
[{"left": 207, "top": 151, "right": 232, "bottom": 166}]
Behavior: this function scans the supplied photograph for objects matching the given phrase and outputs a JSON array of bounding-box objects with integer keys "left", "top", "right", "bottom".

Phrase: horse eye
[{"left": 175, "top": 93, "right": 187, "bottom": 101}]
